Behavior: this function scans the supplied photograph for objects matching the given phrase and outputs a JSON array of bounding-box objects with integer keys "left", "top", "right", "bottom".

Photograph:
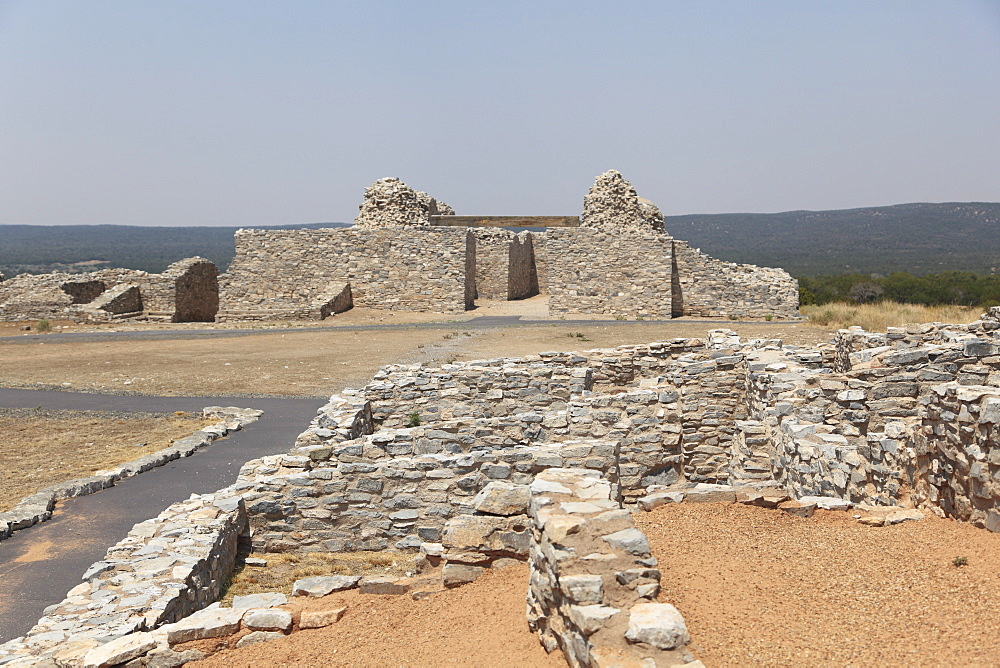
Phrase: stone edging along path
[{"left": 0, "top": 407, "right": 263, "bottom": 542}]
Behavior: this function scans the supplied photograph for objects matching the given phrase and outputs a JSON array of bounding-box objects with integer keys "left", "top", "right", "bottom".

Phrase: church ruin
[
  {"left": 217, "top": 170, "right": 799, "bottom": 322},
  {"left": 0, "top": 171, "right": 799, "bottom": 323}
]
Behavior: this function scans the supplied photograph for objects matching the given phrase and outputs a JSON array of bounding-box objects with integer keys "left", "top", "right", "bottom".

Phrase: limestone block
[
  {"left": 471, "top": 482, "right": 530, "bottom": 516},
  {"left": 235, "top": 631, "right": 285, "bottom": 648},
  {"left": 601, "top": 528, "right": 651, "bottom": 556},
  {"left": 232, "top": 592, "right": 288, "bottom": 610},
  {"left": 568, "top": 604, "right": 621, "bottom": 636},
  {"left": 300, "top": 607, "right": 346, "bottom": 629},
  {"left": 242, "top": 608, "right": 293, "bottom": 632},
  {"left": 359, "top": 577, "right": 409, "bottom": 595},
  {"left": 81, "top": 632, "right": 156, "bottom": 668},
  {"left": 625, "top": 603, "right": 690, "bottom": 650},
  {"left": 442, "top": 563, "right": 485, "bottom": 587},
  {"left": 163, "top": 607, "right": 243, "bottom": 645}
]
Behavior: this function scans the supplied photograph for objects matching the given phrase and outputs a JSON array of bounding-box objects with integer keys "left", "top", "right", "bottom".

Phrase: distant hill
[
  {"left": 0, "top": 223, "right": 347, "bottom": 276},
  {"left": 664, "top": 202, "right": 1000, "bottom": 276},
  {"left": 2, "top": 202, "right": 999, "bottom": 278}
]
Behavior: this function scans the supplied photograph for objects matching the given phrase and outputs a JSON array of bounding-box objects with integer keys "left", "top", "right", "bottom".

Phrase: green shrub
[
  {"left": 406, "top": 411, "right": 421, "bottom": 427},
  {"left": 36, "top": 319, "right": 52, "bottom": 333}
]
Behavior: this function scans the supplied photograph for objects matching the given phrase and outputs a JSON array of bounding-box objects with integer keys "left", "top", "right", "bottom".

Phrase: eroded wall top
[
  {"left": 581, "top": 169, "right": 665, "bottom": 234},
  {"left": 354, "top": 177, "right": 454, "bottom": 227}
]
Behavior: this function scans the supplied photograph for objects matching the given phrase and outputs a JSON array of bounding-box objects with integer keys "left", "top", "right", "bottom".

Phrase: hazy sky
[{"left": 1, "top": 1, "right": 998, "bottom": 226}]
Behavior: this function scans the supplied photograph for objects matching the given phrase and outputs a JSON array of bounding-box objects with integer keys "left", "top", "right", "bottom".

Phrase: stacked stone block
[{"left": 526, "top": 468, "right": 695, "bottom": 667}]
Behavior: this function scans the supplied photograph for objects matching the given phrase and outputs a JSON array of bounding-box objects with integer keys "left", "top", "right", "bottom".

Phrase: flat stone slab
[
  {"left": 359, "top": 577, "right": 410, "bottom": 595},
  {"left": 232, "top": 592, "right": 287, "bottom": 610},
  {"left": 291, "top": 575, "right": 361, "bottom": 597},
  {"left": 163, "top": 607, "right": 243, "bottom": 645}
]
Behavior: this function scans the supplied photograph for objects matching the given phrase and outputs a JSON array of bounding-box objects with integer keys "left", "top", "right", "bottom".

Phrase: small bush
[
  {"left": 953, "top": 556, "right": 969, "bottom": 567},
  {"left": 764, "top": 314, "right": 774, "bottom": 321},
  {"left": 36, "top": 319, "right": 52, "bottom": 333},
  {"left": 728, "top": 315, "right": 738, "bottom": 321},
  {"left": 406, "top": 411, "right": 421, "bottom": 427},
  {"left": 613, "top": 314, "right": 626, "bottom": 321}
]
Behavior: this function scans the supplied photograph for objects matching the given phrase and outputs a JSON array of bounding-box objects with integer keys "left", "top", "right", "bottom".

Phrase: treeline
[
  {"left": 798, "top": 272, "right": 1000, "bottom": 307},
  {"left": 0, "top": 223, "right": 344, "bottom": 276}
]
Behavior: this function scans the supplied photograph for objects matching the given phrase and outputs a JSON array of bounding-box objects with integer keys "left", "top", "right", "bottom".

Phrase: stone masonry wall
[
  {"left": 547, "top": 229, "right": 674, "bottom": 319},
  {"left": 508, "top": 231, "right": 539, "bottom": 300},
  {"left": 218, "top": 227, "right": 472, "bottom": 319},
  {"left": 672, "top": 240, "right": 799, "bottom": 319},
  {"left": 912, "top": 384, "right": 1000, "bottom": 529}
]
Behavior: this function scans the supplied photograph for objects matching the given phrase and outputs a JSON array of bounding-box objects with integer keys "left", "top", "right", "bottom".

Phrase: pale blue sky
[{"left": 1, "top": 1, "right": 997, "bottom": 226}]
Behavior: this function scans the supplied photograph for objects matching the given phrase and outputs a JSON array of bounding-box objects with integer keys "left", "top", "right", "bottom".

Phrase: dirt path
[
  {"left": 190, "top": 564, "right": 566, "bottom": 668},
  {"left": 635, "top": 502, "right": 1000, "bottom": 666}
]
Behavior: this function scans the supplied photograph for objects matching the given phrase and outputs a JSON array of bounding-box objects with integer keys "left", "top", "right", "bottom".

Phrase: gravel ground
[{"left": 635, "top": 502, "right": 1000, "bottom": 666}]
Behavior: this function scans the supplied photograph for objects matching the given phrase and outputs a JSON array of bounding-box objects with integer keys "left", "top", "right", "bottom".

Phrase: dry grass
[
  {"left": 801, "top": 301, "right": 980, "bottom": 332},
  {"left": 219, "top": 550, "right": 418, "bottom": 605},
  {"left": 0, "top": 409, "right": 211, "bottom": 511}
]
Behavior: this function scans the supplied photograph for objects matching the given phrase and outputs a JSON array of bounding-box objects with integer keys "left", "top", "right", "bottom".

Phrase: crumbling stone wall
[
  {"left": 471, "top": 229, "right": 538, "bottom": 301},
  {"left": 672, "top": 240, "right": 800, "bottom": 319},
  {"left": 354, "top": 177, "right": 454, "bottom": 227},
  {"left": 472, "top": 228, "right": 512, "bottom": 300},
  {"left": 0, "top": 261, "right": 217, "bottom": 322},
  {"left": 158, "top": 257, "right": 219, "bottom": 322},
  {"left": 581, "top": 170, "right": 664, "bottom": 234},
  {"left": 60, "top": 280, "right": 106, "bottom": 304},
  {"left": 508, "top": 231, "right": 539, "bottom": 299}
]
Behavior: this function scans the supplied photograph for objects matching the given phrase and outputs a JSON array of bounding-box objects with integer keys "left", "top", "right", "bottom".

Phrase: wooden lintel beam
[{"left": 429, "top": 215, "right": 580, "bottom": 228}]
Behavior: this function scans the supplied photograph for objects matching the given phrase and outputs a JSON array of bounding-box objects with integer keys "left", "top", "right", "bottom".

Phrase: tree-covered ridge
[
  {"left": 0, "top": 223, "right": 346, "bottom": 276},
  {"left": 799, "top": 272, "right": 1000, "bottom": 307},
  {"left": 665, "top": 202, "right": 1000, "bottom": 276}
]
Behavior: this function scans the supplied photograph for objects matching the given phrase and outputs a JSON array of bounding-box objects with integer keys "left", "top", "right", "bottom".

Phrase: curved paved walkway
[{"left": 0, "top": 389, "right": 324, "bottom": 642}]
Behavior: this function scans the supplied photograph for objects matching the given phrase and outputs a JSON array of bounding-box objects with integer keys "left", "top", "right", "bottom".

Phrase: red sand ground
[
  {"left": 190, "top": 564, "right": 566, "bottom": 668},
  {"left": 636, "top": 502, "right": 1000, "bottom": 666}
]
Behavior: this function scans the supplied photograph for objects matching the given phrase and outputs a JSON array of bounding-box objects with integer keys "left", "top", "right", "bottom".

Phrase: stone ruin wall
[
  {"left": 672, "top": 240, "right": 800, "bottom": 320},
  {"left": 213, "top": 170, "right": 798, "bottom": 321},
  {"left": 546, "top": 229, "right": 675, "bottom": 319},
  {"left": 0, "top": 171, "right": 799, "bottom": 323},
  {"left": 0, "top": 257, "right": 219, "bottom": 323},
  {"left": 217, "top": 227, "right": 472, "bottom": 321}
]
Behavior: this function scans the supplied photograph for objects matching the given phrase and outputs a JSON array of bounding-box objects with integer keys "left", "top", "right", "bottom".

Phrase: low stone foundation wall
[
  {"left": 912, "top": 383, "right": 1000, "bottom": 528},
  {"left": 527, "top": 468, "right": 696, "bottom": 667},
  {"left": 0, "top": 491, "right": 248, "bottom": 665}
]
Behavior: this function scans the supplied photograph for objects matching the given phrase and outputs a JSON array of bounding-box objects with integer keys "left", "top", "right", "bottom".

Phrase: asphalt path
[{"left": 0, "top": 389, "right": 324, "bottom": 642}]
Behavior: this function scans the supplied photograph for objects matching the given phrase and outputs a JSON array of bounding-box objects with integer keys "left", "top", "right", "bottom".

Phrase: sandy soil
[
  {"left": 219, "top": 551, "right": 418, "bottom": 606},
  {"left": 191, "top": 564, "right": 566, "bottom": 668},
  {"left": 0, "top": 409, "right": 209, "bottom": 511},
  {"left": 0, "top": 302, "right": 832, "bottom": 397},
  {"left": 635, "top": 502, "right": 1000, "bottom": 666}
]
